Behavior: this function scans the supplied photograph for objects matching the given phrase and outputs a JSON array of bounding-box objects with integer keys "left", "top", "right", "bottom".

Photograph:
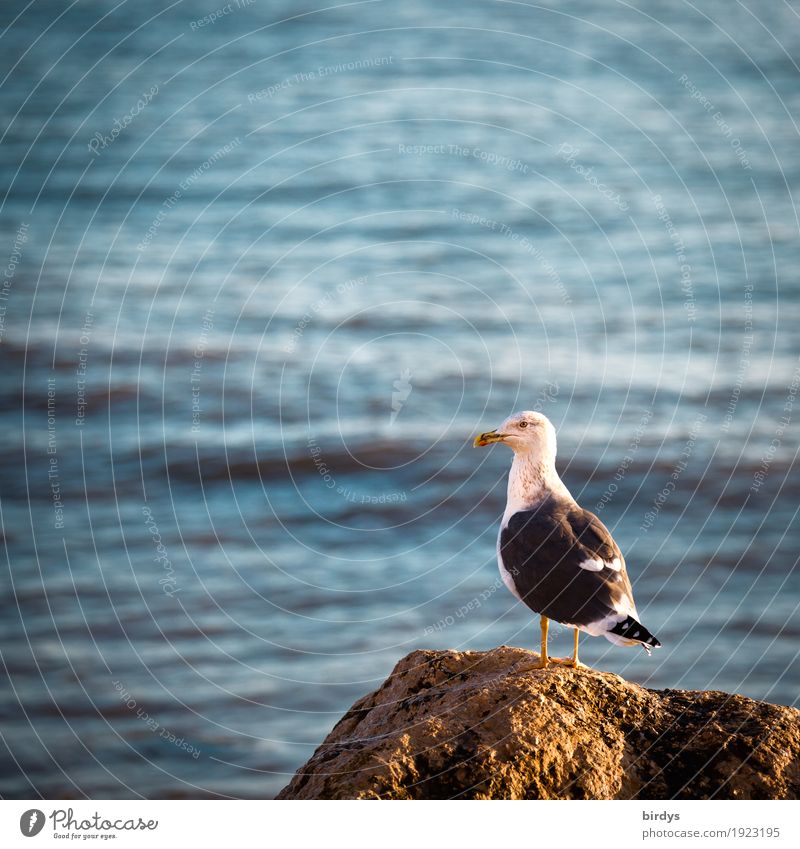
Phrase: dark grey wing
[
  {"left": 499, "top": 499, "right": 635, "bottom": 628},
  {"left": 569, "top": 508, "right": 619, "bottom": 561}
]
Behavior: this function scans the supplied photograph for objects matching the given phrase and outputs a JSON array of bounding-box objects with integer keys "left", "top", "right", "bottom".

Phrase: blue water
[{"left": 1, "top": 0, "right": 799, "bottom": 799}]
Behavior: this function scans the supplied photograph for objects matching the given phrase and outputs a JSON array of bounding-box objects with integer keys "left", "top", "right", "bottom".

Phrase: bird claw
[{"left": 518, "top": 656, "right": 551, "bottom": 671}]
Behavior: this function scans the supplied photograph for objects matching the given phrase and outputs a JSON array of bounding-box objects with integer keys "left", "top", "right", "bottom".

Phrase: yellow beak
[{"left": 473, "top": 429, "right": 506, "bottom": 447}]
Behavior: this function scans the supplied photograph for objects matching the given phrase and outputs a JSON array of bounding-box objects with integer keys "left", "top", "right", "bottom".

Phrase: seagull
[{"left": 474, "top": 410, "right": 661, "bottom": 669}]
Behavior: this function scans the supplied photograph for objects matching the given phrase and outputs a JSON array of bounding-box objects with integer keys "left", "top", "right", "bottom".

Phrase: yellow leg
[
  {"left": 551, "top": 628, "right": 583, "bottom": 668},
  {"left": 531, "top": 616, "right": 550, "bottom": 669},
  {"left": 569, "top": 628, "right": 580, "bottom": 667}
]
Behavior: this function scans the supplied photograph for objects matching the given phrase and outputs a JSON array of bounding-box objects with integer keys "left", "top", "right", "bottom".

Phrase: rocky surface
[{"left": 278, "top": 646, "right": 800, "bottom": 799}]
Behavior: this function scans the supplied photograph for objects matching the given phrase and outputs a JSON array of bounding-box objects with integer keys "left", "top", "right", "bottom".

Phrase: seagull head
[{"left": 473, "top": 410, "right": 558, "bottom": 462}]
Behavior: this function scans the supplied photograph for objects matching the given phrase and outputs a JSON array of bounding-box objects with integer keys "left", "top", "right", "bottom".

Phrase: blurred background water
[{"left": 1, "top": 0, "right": 799, "bottom": 799}]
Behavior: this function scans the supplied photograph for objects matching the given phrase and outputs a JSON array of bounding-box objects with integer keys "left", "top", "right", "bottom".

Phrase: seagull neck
[{"left": 503, "top": 451, "right": 570, "bottom": 521}]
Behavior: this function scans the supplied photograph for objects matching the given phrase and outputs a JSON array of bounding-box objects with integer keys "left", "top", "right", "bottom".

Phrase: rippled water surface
[{"left": 1, "top": 0, "right": 799, "bottom": 799}]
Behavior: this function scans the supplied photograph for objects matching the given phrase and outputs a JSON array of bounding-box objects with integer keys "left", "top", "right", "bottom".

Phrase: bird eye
[{"left": 518, "top": 421, "right": 528, "bottom": 428}]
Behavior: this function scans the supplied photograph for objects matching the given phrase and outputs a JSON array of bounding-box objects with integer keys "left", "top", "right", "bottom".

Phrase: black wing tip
[
  {"left": 610, "top": 616, "right": 661, "bottom": 650},
  {"left": 641, "top": 636, "right": 662, "bottom": 656}
]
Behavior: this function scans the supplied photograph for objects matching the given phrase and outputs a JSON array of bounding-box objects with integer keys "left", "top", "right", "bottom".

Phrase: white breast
[{"left": 496, "top": 520, "right": 523, "bottom": 601}]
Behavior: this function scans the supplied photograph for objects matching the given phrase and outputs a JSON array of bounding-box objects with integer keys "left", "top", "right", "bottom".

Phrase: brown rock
[{"left": 278, "top": 646, "right": 800, "bottom": 799}]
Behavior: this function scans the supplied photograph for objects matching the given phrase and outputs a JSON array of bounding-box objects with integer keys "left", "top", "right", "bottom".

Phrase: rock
[{"left": 278, "top": 646, "right": 800, "bottom": 799}]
